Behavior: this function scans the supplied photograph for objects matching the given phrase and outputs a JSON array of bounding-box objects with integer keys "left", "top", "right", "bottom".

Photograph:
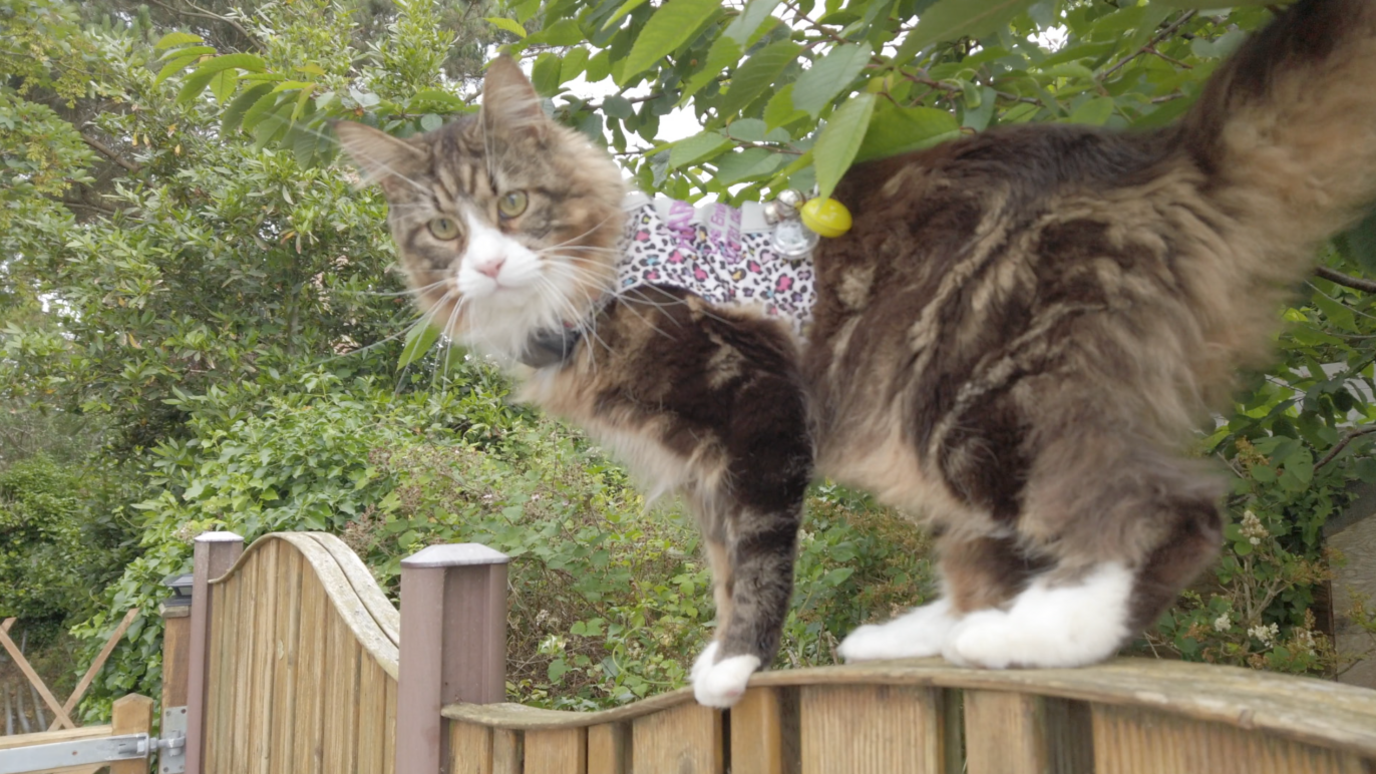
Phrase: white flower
[
  {"left": 1248, "top": 622, "right": 1280, "bottom": 645},
  {"left": 1213, "top": 613, "right": 1231, "bottom": 632}
]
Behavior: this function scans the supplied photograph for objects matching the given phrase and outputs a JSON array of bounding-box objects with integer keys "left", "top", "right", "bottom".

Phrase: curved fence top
[
  {"left": 444, "top": 657, "right": 1376, "bottom": 758},
  {"left": 209, "top": 531, "right": 400, "bottom": 678}
]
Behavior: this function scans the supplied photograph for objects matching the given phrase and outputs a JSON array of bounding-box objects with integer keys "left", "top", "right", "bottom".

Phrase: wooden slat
[
  {"left": 249, "top": 539, "right": 278, "bottom": 774},
  {"left": 587, "top": 723, "right": 629, "bottom": 774},
  {"left": 229, "top": 554, "right": 258, "bottom": 774},
  {"left": 800, "top": 684, "right": 944, "bottom": 774},
  {"left": 451, "top": 720, "right": 494, "bottom": 774},
  {"left": 291, "top": 570, "right": 327, "bottom": 774},
  {"left": 384, "top": 673, "right": 398, "bottom": 774},
  {"left": 322, "top": 605, "right": 361, "bottom": 774},
  {"left": 358, "top": 658, "right": 388, "bottom": 774},
  {"left": 962, "top": 691, "right": 1093, "bottom": 773},
  {"left": 526, "top": 727, "right": 586, "bottom": 774},
  {"left": 631, "top": 702, "right": 721, "bottom": 774},
  {"left": 0, "top": 724, "right": 112, "bottom": 750},
  {"left": 964, "top": 691, "right": 1048, "bottom": 773},
  {"left": 730, "top": 687, "right": 799, "bottom": 774},
  {"left": 207, "top": 576, "right": 237, "bottom": 774},
  {"left": 49, "top": 607, "right": 140, "bottom": 731},
  {"left": 1092, "top": 703, "right": 1369, "bottom": 774},
  {"left": 269, "top": 544, "right": 303, "bottom": 773}
]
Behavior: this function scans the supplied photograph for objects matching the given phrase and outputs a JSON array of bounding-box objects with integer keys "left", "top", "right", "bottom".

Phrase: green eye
[
  {"left": 427, "top": 216, "right": 460, "bottom": 240},
  {"left": 498, "top": 190, "right": 528, "bottom": 219}
]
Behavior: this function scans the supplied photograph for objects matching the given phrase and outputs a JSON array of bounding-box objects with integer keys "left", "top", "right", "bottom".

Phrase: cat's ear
[
  {"left": 334, "top": 121, "right": 428, "bottom": 190},
  {"left": 481, "top": 55, "right": 548, "bottom": 142}
]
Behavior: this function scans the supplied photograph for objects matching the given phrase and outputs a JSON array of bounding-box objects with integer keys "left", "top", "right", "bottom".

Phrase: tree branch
[
  {"left": 1315, "top": 265, "right": 1376, "bottom": 294},
  {"left": 1100, "top": 10, "right": 1197, "bottom": 80},
  {"left": 147, "top": 0, "right": 260, "bottom": 48},
  {"left": 81, "top": 134, "right": 140, "bottom": 173},
  {"left": 1316, "top": 426, "right": 1376, "bottom": 470}
]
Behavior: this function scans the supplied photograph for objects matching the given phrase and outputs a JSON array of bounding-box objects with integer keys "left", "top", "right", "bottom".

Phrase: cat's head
[{"left": 336, "top": 56, "right": 626, "bottom": 359}]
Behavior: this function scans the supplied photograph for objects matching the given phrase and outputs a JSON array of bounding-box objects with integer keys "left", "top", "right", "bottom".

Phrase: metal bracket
[{"left": 160, "top": 705, "right": 188, "bottom": 774}]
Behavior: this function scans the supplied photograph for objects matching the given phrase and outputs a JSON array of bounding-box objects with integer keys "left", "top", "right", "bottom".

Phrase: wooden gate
[{"left": 170, "top": 531, "right": 1376, "bottom": 774}]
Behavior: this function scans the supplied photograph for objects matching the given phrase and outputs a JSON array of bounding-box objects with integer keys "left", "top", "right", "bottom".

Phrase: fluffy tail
[{"left": 1182, "top": 0, "right": 1376, "bottom": 251}]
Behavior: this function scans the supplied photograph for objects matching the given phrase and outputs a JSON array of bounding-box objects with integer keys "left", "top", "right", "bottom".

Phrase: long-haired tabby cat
[{"left": 339, "top": 0, "right": 1376, "bottom": 707}]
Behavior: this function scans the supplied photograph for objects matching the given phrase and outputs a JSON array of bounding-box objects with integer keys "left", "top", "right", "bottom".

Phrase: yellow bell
[{"left": 800, "top": 197, "right": 853, "bottom": 238}]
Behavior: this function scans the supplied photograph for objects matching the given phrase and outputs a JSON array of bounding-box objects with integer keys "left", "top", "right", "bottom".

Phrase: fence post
[
  {"left": 110, "top": 693, "right": 154, "bottom": 774},
  {"left": 396, "top": 544, "right": 510, "bottom": 774},
  {"left": 184, "top": 532, "right": 243, "bottom": 774}
]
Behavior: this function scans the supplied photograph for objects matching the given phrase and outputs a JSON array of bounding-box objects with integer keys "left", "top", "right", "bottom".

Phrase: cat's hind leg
[
  {"left": 944, "top": 488, "right": 1222, "bottom": 669},
  {"left": 839, "top": 534, "right": 1043, "bottom": 662}
]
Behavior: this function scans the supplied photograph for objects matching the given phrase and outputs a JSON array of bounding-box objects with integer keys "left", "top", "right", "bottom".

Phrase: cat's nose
[{"left": 475, "top": 258, "right": 506, "bottom": 279}]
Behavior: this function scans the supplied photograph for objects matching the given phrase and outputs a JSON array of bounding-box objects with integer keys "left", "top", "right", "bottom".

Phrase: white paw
[
  {"left": 838, "top": 598, "right": 959, "bottom": 662},
  {"left": 943, "top": 563, "right": 1133, "bottom": 669},
  {"left": 690, "top": 641, "right": 719, "bottom": 684},
  {"left": 691, "top": 644, "right": 760, "bottom": 708}
]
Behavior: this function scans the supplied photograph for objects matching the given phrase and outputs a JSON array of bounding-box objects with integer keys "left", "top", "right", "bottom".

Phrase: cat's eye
[
  {"left": 427, "top": 216, "right": 460, "bottom": 240},
  {"left": 498, "top": 190, "right": 529, "bottom": 219}
]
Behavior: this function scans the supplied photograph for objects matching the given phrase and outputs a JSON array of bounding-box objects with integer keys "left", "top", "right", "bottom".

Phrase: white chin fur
[
  {"left": 451, "top": 218, "right": 594, "bottom": 361},
  {"left": 838, "top": 598, "right": 959, "bottom": 662},
  {"left": 690, "top": 642, "right": 759, "bottom": 708},
  {"left": 942, "top": 562, "right": 1134, "bottom": 669}
]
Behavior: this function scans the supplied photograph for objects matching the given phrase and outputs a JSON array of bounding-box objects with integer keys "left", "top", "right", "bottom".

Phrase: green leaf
[
  {"left": 792, "top": 43, "right": 871, "bottom": 117},
  {"left": 399, "top": 324, "right": 441, "bottom": 369},
  {"left": 562, "top": 47, "right": 591, "bottom": 84},
  {"left": 484, "top": 16, "right": 527, "bottom": 38},
  {"left": 712, "top": 148, "right": 786, "bottom": 184},
  {"left": 158, "top": 44, "right": 214, "bottom": 62},
  {"left": 586, "top": 50, "right": 613, "bottom": 81},
  {"left": 724, "top": 0, "right": 782, "bottom": 45},
  {"left": 603, "top": 95, "right": 634, "bottom": 119},
  {"left": 856, "top": 103, "right": 960, "bottom": 163},
  {"left": 240, "top": 90, "right": 284, "bottom": 133},
  {"left": 222, "top": 83, "right": 275, "bottom": 134},
  {"left": 813, "top": 92, "right": 876, "bottom": 199},
  {"left": 531, "top": 53, "right": 563, "bottom": 97},
  {"left": 619, "top": 0, "right": 723, "bottom": 86},
  {"left": 669, "top": 131, "right": 731, "bottom": 169},
  {"left": 895, "top": 0, "right": 1037, "bottom": 61},
  {"left": 154, "top": 31, "right": 204, "bottom": 50},
  {"left": 177, "top": 53, "right": 268, "bottom": 105},
  {"left": 533, "top": 19, "right": 584, "bottom": 46},
  {"left": 727, "top": 118, "right": 769, "bottom": 142},
  {"left": 209, "top": 69, "right": 237, "bottom": 103},
  {"left": 719, "top": 40, "right": 802, "bottom": 118},
  {"left": 762, "top": 85, "right": 805, "bottom": 129},
  {"left": 678, "top": 35, "right": 741, "bottom": 105},
  {"left": 603, "top": 0, "right": 650, "bottom": 29},
  {"left": 153, "top": 54, "right": 202, "bottom": 87},
  {"left": 1339, "top": 206, "right": 1376, "bottom": 276},
  {"left": 1068, "top": 96, "right": 1114, "bottom": 126}
]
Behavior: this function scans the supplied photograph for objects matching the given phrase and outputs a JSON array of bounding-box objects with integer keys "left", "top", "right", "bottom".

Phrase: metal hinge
[{"left": 160, "top": 705, "right": 188, "bottom": 774}]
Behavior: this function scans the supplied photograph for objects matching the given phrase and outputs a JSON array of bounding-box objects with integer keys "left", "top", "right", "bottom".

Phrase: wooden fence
[{"left": 162, "top": 531, "right": 1376, "bottom": 774}]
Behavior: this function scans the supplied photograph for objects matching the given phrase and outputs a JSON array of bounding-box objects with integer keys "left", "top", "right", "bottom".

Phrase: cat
[{"left": 337, "top": 0, "right": 1376, "bottom": 708}]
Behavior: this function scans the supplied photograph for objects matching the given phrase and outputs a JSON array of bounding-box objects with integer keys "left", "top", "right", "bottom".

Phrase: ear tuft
[
  {"left": 334, "top": 121, "right": 428, "bottom": 186},
  {"left": 482, "top": 55, "right": 548, "bottom": 141}
]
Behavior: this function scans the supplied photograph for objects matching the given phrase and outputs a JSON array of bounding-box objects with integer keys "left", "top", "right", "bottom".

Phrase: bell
[{"left": 800, "top": 197, "right": 852, "bottom": 238}]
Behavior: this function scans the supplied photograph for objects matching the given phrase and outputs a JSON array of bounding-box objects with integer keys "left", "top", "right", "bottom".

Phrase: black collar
[
  {"left": 516, "top": 296, "right": 613, "bottom": 369},
  {"left": 519, "top": 325, "right": 585, "bottom": 368}
]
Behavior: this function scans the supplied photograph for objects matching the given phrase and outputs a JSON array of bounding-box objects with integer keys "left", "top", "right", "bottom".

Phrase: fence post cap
[
  {"left": 401, "top": 543, "right": 510, "bottom": 568},
  {"left": 194, "top": 531, "right": 245, "bottom": 543}
]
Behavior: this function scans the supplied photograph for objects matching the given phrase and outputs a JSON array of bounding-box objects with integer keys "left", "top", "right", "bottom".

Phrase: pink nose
[{"left": 476, "top": 258, "right": 505, "bottom": 279}]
